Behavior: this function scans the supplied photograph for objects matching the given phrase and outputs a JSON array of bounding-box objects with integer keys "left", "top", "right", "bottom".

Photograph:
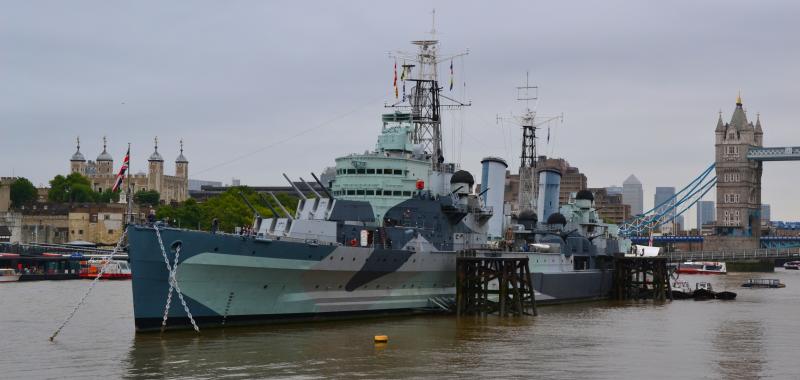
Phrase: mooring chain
[
  {"left": 154, "top": 225, "right": 200, "bottom": 333},
  {"left": 49, "top": 229, "right": 128, "bottom": 341}
]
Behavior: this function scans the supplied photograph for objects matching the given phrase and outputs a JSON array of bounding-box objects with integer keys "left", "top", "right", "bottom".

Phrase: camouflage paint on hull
[
  {"left": 128, "top": 225, "right": 456, "bottom": 332},
  {"left": 129, "top": 226, "right": 614, "bottom": 331}
]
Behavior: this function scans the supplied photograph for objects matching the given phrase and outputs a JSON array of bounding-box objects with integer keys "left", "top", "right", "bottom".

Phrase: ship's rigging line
[
  {"left": 193, "top": 95, "right": 386, "bottom": 176},
  {"left": 49, "top": 229, "right": 128, "bottom": 342}
]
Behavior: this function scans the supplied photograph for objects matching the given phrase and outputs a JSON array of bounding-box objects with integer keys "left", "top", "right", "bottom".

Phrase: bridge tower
[{"left": 707, "top": 95, "right": 763, "bottom": 250}]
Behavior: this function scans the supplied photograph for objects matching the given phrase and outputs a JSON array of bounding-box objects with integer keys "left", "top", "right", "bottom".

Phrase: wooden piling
[
  {"left": 612, "top": 257, "right": 671, "bottom": 301},
  {"left": 456, "top": 255, "right": 537, "bottom": 317}
]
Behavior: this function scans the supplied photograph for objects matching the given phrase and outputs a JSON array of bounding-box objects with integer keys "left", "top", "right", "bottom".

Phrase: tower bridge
[{"left": 620, "top": 95, "right": 800, "bottom": 251}]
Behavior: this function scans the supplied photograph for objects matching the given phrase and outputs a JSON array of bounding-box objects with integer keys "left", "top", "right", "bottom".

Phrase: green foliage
[
  {"left": 156, "top": 187, "right": 298, "bottom": 232},
  {"left": 97, "top": 189, "right": 120, "bottom": 203},
  {"left": 48, "top": 173, "right": 96, "bottom": 203},
  {"left": 10, "top": 177, "right": 38, "bottom": 207},
  {"left": 134, "top": 190, "right": 160, "bottom": 206},
  {"left": 46, "top": 173, "right": 123, "bottom": 204}
]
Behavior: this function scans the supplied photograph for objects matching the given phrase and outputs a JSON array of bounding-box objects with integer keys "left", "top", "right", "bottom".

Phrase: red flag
[
  {"left": 393, "top": 61, "right": 398, "bottom": 99},
  {"left": 112, "top": 148, "right": 130, "bottom": 192}
]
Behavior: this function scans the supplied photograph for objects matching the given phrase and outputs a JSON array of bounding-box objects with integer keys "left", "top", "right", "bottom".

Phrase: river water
[{"left": 2, "top": 270, "right": 799, "bottom": 379}]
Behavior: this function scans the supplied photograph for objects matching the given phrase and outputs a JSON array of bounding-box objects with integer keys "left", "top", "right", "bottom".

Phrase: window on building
[
  {"left": 356, "top": 190, "right": 365, "bottom": 195},
  {"left": 90, "top": 214, "right": 98, "bottom": 223},
  {"left": 346, "top": 190, "right": 355, "bottom": 195},
  {"left": 375, "top": 169, "right": 383, "bottom": 174},
  {"left": 108, "top": 229, "right": 113, "bottom": 234},
  {"left": 366, "top": 190, "right": 375, "bottom": 195},
  {"left": 402, "top": 191, "right": 412, "bottom": 196},
  {"left": 104, "top": 214, "right": 110, "bottom": 220},
  {"left": 393, "top": 169, "right": 403, "bottom": 175},
  {"left": 393, "top": 191, "right": 402, "bottom": 196},
  {"left": 384, "top": 168, "right": 393, "bottom": 174},
  {"left": 71, "top": 230, "right": 75, "bottom": 235},
  {"left": 356, "top": 169, "right": 366, "bottom": 174},
  {"left": 346, "top": 169, "right": 356, "bottom": 174},
  {"left": 366, "top": 169, "right": 375, "bottom": 174},
  {"left": 78, "top": 229, "right": 84, "bottom": 235}
]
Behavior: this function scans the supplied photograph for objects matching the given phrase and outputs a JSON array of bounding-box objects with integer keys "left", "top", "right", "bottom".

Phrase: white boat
[
  {"left": 677, "top": 261, "right": 727, "bottom": 274},
  {"left": 0, "top": 268, "right": 21, "bottom": 282},
  {"left": 783, "top": 261, "right": 800, "bottom": 270}
]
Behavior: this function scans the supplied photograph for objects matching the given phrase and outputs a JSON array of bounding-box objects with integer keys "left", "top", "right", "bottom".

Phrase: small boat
[
  {"left": 671, "top": 279, "right": 694, "bottom": 299},
  {"left": 677, "top": 261, "right": 727, "bottom": 275},
  {"left": 0, "top": 268, "right": 21, "bottom": 283},
  {"left": 79, "top": 259, "right": 131, "bottom": 280},
  {"left": 715, "top": 291, "right": 737, "bottom": 300},
  {"left": 783, "top": 261, "right": 800, "bottom": 270},
  {"left": 741, "top": 278, "right": 786, "bottom": 288},
  {"left": 693, "top": 282, "right": 715, "bottom": 300}
]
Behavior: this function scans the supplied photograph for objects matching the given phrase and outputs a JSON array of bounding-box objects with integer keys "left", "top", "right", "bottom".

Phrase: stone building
[
  {"left": 706, "top": 95, "right": 763, "bottom": 250},
  {"left": 69, "top": 137, "right": 189, "bottom": 204},
  {"left": 589, "top": 187, "right": 631, "bottom": 225}
]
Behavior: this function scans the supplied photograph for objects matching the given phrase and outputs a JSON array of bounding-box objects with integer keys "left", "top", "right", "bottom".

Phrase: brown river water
[{"left": 2, "top": 270, "right": 799, "bottom": 379}]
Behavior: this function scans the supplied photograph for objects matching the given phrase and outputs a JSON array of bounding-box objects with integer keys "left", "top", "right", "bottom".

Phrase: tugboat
[{"left": 126, "top": 36, "right": 631, "bottom": 332}]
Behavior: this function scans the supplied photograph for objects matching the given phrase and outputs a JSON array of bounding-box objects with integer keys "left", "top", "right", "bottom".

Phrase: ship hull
[{"left": 129, "top": 226, "right": 614, "bottom": 331}]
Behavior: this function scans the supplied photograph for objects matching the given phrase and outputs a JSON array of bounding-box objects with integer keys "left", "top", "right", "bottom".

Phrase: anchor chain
[
  {"left": 154, "top": 225, "right": 200, "bottom": 333},
  {"left": 49, "top": 229, "right": 128, "bottom": 341}
]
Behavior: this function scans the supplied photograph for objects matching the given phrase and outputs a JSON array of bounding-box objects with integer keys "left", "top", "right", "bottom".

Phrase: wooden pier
[
  {"left": 613, "top": 257, "right": 672, "bottom": 301},
  {"left": 456, "top": 254, "right": 537, "bottom": 317}
]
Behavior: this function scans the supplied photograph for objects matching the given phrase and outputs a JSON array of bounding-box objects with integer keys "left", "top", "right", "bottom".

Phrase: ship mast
[
  {"left": 507, "top": 72, "right": 562, "bottom": 213},
  {"left": 517, "top": 73, "right": 538, "bottom": 213},
  {"left": 387, "top": 19, "right": 470, "bottom": 171}
]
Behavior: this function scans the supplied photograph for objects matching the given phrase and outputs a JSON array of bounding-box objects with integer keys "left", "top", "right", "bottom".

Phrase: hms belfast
[{"left": 127, "top": 37, "right": 630, "bottom": 331}]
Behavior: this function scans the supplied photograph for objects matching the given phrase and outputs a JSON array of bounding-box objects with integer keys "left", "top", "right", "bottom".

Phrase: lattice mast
[
  {"left": 517, "top": 74, "right": 538, "bottom": 213},
  {"left": 387, "top": 16, "right": 470, "bottom": 170}
]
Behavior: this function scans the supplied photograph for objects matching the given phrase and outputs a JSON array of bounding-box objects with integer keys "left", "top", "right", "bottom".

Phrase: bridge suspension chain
[{"left": 621, "top": 163, "right": 717, "bottom": 237}]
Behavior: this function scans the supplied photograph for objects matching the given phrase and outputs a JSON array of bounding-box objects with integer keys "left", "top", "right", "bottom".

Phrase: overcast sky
[{"left": 2, "top": 1, "right": 799, "bottom": 226}]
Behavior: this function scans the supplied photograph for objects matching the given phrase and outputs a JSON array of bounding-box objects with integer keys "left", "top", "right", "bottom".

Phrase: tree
[
  {"left": 134, "top": 190, "right": 160, "bottom": 206},
  {"left": 10, "top": 177, "right": 37, "bottom": 207},
  {"left": 48, "top": 173, "right": 96, "bottom": 203},
  {"left": 97, "top": 189, "right": 120, "bottom": 203},
  {"left": 155, "top": 187, "right": 298, "bottom": 232}
]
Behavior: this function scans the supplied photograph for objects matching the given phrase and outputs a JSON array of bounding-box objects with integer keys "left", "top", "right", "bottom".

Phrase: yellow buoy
[{"left": 374, "top": 335, "right": 389, "bottom": 343}]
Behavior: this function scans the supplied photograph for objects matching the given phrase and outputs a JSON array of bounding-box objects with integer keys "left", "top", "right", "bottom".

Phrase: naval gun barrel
[
  {"left": 311, "top": 172, "right": 334, "bottom": 200},
  {"left": 268, "top": 191, "right": 294, "bottom": 220},
  {"left": 282, "top": 173, "right": 308, "bottom": 200},
  {"left": 238, "top": 191, "right": 262, "bottom": 219},
  {"left": 256, "top": 192, "right": 281, "bottom": 218},
  {"left": 299, "top": 177, "right": 322, "bottom": 199}
]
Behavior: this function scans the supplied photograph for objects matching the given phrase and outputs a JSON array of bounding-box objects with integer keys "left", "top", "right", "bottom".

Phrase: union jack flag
[{"left": 112, "top": 148, "right": 129, "bottom": 192}]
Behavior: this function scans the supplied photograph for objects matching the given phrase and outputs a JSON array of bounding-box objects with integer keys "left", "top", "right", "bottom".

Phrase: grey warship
[{"left": 127, "top": 37, "right": 629, "bottom": 331}]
